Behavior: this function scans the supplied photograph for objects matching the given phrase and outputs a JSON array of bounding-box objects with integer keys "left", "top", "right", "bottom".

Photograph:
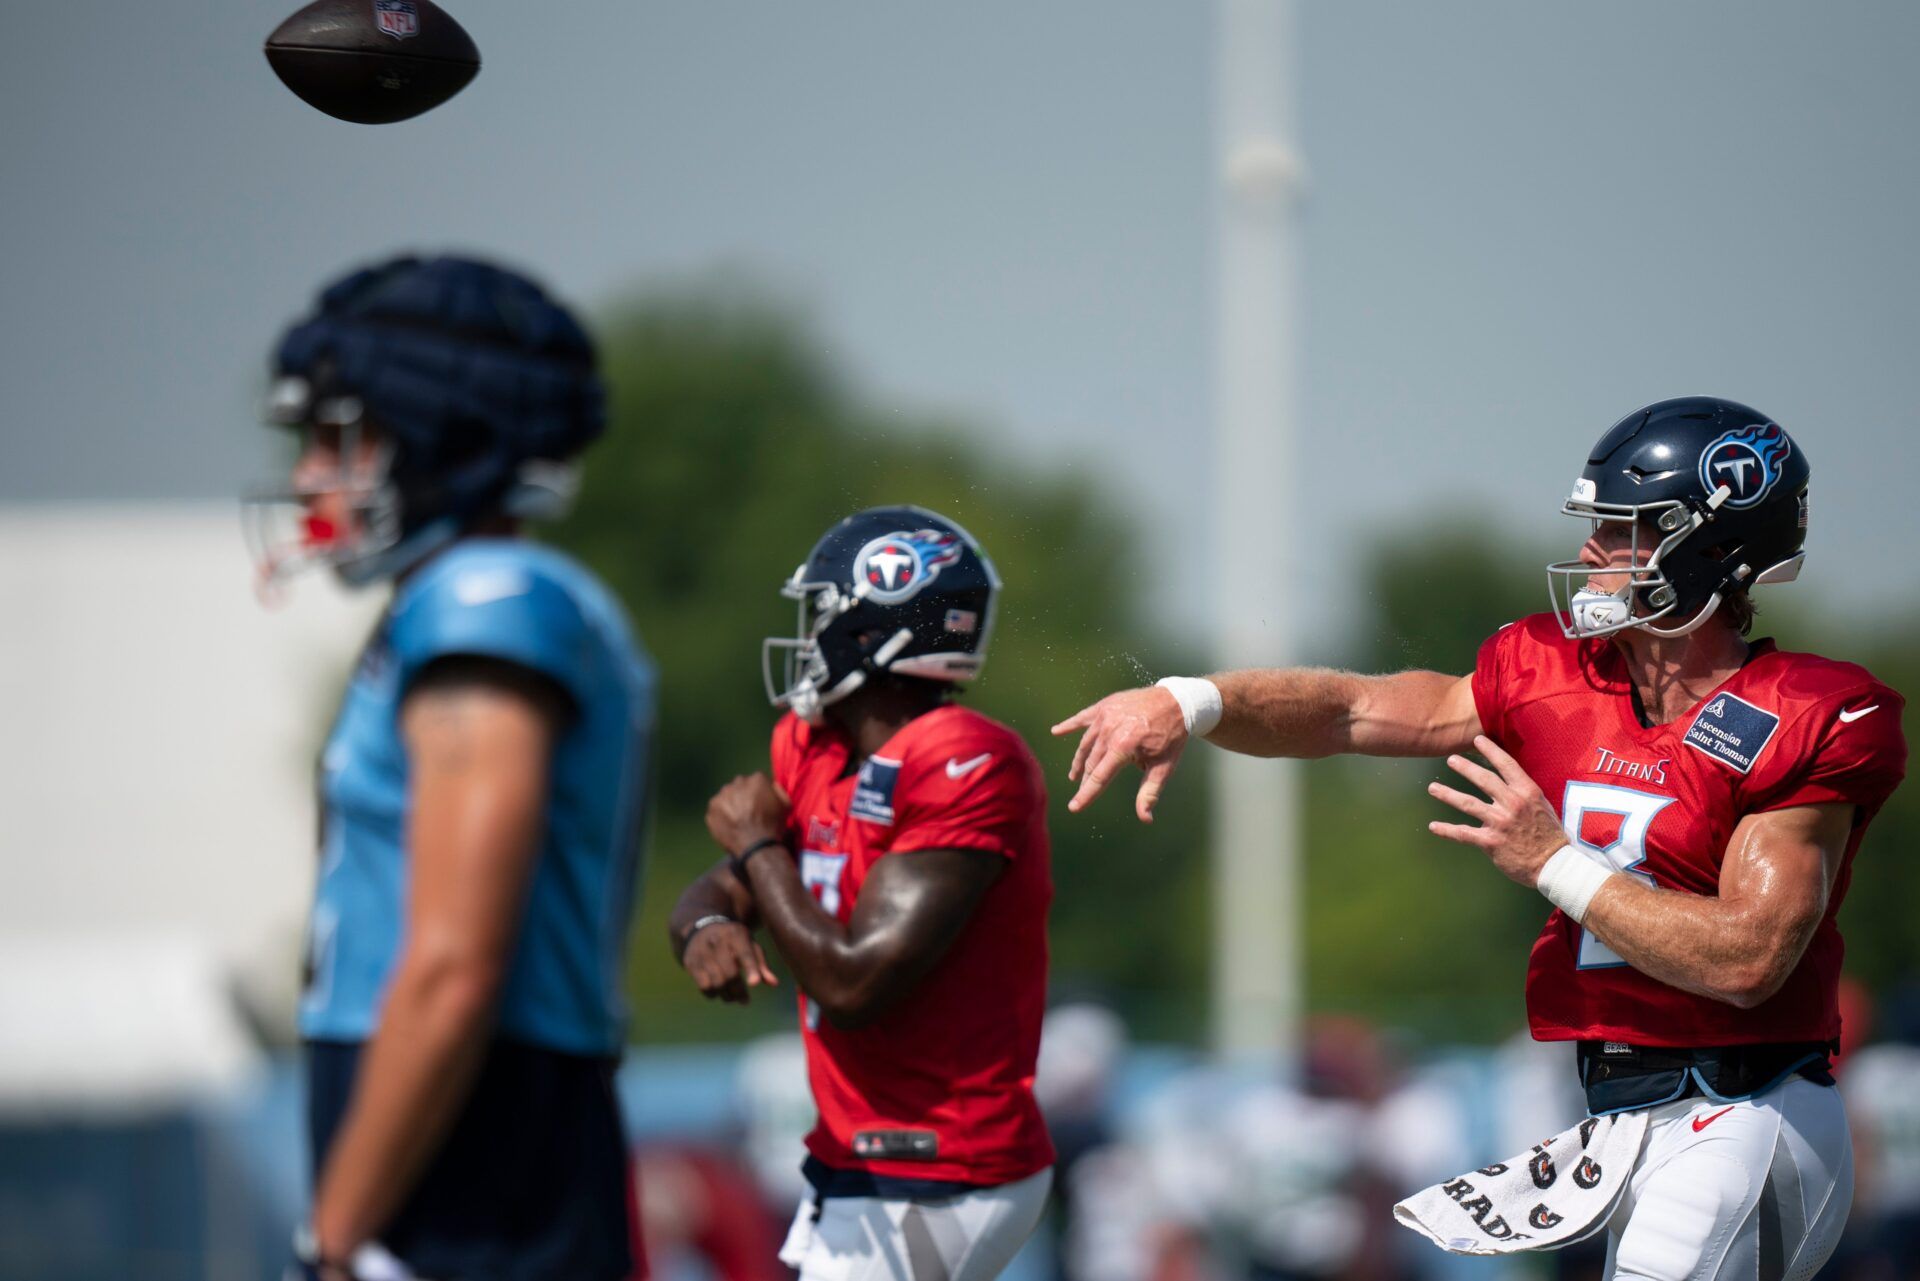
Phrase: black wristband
[{"left": 729, "top": 836, "right": 788, "bottom": 883}]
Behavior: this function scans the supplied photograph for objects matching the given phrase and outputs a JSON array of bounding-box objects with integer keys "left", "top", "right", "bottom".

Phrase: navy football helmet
[
  {"left": 1547, "top": 396, "right": 1810, "bottom": 638},
  {"left": 244, "top": 255, "right": 604, "bottom": 588},
  {"left": 763, "top": 506, "right": 1000, "bottom": 723}
]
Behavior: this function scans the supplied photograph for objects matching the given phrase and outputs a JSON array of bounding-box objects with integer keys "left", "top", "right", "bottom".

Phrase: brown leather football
[{"left": 265, "top": 0, "right": 480, "bottom": 125}]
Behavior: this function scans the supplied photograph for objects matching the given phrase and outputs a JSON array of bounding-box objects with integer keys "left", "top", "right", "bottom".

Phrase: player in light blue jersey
[{"left": 245, "top": 256, "right": 655, "bottom": 1281}]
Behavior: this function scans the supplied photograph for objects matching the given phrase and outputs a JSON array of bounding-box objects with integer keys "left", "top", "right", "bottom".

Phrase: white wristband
[
  {"left": 1156, "top": 676, "right": 1224, "bottom": 738},
  {"left": 1535, "top": 842, "right": 1616, "bottom": 925},
  {"left": 678, "top": 913, "right": 737, "bottom": 958}
]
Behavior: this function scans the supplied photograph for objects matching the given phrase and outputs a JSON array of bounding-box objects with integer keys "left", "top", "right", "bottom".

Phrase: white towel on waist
[{"left": 1393, "top": 1109, "right": 1650, "bottom": 1256}]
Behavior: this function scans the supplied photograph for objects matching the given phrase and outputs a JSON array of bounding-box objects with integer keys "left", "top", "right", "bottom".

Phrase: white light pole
[{"left": 1211, "top": 0, "right": 1304, "bottom": 1062}]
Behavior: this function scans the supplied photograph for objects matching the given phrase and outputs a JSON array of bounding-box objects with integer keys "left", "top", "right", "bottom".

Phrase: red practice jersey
[
  {"left": 1474, "top": 614, "right": 1906, "bottom": 1047},
  {"left": 770, "top": 704, "right": 1056, "bottom": 1187}
]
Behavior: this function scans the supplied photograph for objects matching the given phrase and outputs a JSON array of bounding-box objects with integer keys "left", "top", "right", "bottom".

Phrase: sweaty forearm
[
  {"left": 668, "top": 864, "right": 754, "bottom": 956},
  {"left": 741, "top": 849, "right": 872, "bottom": 1011},
  {"left": 1207, "top": 668, "right": 1368, "bottom": 757},
  {"left": 1581, "top": 877, "right": 1812, "bottom": 1009},
  {"left": 1209, "top": 667, "right": 1473, "bottom": 759}
]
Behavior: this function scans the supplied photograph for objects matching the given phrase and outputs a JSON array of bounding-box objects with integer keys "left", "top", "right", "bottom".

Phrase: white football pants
[
  {"left": 779, "top": 1167, "right": 1053, "bottom": 1281},
  {"left": 1602, "top": 1077, "right": 1851, "bottom": 1281}
]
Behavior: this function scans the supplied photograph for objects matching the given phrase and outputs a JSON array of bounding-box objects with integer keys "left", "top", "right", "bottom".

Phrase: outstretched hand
[
  {"left": 1051, "top": 686, "right": 1189, "bottom": 822},
  {"left": 1426, "top": 734, "right": 1571, "bottom": 886}
]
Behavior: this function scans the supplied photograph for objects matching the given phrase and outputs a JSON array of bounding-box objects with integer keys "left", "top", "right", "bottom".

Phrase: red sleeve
[
  {"left": 769, "top": 713, "right": 806, "bottom": 797},
  {"left": 1754, "top": 685, "right": 1907, "bottom": 815},
  {"left": 1471, "top": 622, "right": 1520, "bottom": 742},
  {"left": 889, "top": 733, "right": 1040, "bottom": 859}
]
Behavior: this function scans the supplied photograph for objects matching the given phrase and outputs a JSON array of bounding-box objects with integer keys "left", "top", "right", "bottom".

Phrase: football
[{"left": 265, "top": 0, "right": 480, "bottom": 125}]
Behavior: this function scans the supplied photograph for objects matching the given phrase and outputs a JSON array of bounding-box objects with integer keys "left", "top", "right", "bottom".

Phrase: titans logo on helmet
[
  {"left": 1698, "top": 421, "right": 1792, "bottom": 509},
  {"left": 854, "top": 530, "right": 964, "bottom": 605}
]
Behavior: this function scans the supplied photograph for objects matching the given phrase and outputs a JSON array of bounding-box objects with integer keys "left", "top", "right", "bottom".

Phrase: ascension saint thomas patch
[{"left": 1683, "top": 693, "right": 1780, "bottom": 775}]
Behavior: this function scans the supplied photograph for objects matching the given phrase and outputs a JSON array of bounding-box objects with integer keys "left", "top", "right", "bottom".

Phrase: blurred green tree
[{"left": 549, "top": 285, "right": 1211, "bottom": 1043}]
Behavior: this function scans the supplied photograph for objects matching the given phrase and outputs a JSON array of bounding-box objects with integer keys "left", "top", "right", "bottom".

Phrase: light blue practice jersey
[{"left": 299, "top": 540, "right": 656, "bottom": 1057}]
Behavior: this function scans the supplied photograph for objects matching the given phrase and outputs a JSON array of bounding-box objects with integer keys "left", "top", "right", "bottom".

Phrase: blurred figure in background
[
  {"left": 1034, "top": 1003, "right": 1129, "bottom": 1281},
  {"left": 1841, "top": 981, "right": 1920, "bottom": 1281},
  {"left": 735, "top": 1031, "right": 819, "bottom": 1215},
  {"left": 631, "top": 1033, "right": 809, "bottom": 1281},
  {"left": 669, "top": 507, "right": 1055, "bottom": 1281},
  {"left": 634, "top": 1145, "right": 790, "bottom": 1281},
  {"left": 247, "top": 256, "right": 655, "bottom": 1281},
  {"left": 1146, "top": 1018, "right": 1394, "bottom": 1281},
  {"left": 1057, "top": 1016, "right": 1398, "bottom": 1281}
]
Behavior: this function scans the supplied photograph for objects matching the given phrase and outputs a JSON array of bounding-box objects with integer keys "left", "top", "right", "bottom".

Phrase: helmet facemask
[
  {"left": 762, "top": 572, "right": 917, "bottom": 724},
  {"left": 243, "top": 378, "right": 412, "bottom": 595},
  {"left": 1547, "top": 500, "right": 1700, "bottom": 638},
  {"left": 1547, "top": 480, "right": 1783, "bottom": 639},
  {"left": 244, "top": 376, "right": 584, "bottom": 598}
]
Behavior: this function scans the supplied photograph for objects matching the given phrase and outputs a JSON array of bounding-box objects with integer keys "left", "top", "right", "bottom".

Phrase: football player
[
  {"left": 667, "top": 507, "right": 1055, "bottom": 1281},
  {"left": 248, "top": 256, "right": 655, "bottom": 1281},
  {"left": 1056, "top": 398, "right": 1906, "bottom": 1280}
]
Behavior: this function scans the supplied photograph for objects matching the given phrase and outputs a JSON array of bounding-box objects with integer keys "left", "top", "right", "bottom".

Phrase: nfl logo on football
[{"left": 373, "top": 0, "right": 419, "bottom": 39}]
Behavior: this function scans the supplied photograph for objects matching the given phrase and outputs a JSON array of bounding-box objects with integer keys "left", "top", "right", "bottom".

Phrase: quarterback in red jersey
[
  {"left": 669, "top": 507, "right": 1054, "bottom": 1281},
  {"left": 1058, "top": 398, "right": 1905, "bottom": 1280}
]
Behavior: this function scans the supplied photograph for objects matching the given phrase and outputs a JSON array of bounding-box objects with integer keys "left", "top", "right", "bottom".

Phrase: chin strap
[
  {"left": 1570, "top": 586, "right": 1726, "bottom": 640},
  {"left": 332, "top": 515, "right": 460, "bottom": 586},
  {"left": 1636, "top": 592, "right": 1723, "bottom": 638},
  {"left": 787, "top": 627, "right": 922, "bottom": 723},
  {"left": 868, "top": 628, "right": 916, "bottom": 669}
]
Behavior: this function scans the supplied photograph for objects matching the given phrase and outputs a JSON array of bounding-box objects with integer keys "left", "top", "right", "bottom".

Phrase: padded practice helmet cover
[{"left": 273, "top": 255, "right": 604, "bottom": 532}]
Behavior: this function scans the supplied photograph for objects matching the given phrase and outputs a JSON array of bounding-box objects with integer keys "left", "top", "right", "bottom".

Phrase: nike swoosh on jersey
[
  {"left": 1691, "top": 1105, "right": 1736, "bottom": 1133},
  {"left": 452, "top": 568, "right": 532, "bottom": 607},
  {"left": 946, "top": 753, "right": 994, "bottom": 780},
  {"left": 1838, "top": 704, "right": 1881, "bottom": 723}
]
